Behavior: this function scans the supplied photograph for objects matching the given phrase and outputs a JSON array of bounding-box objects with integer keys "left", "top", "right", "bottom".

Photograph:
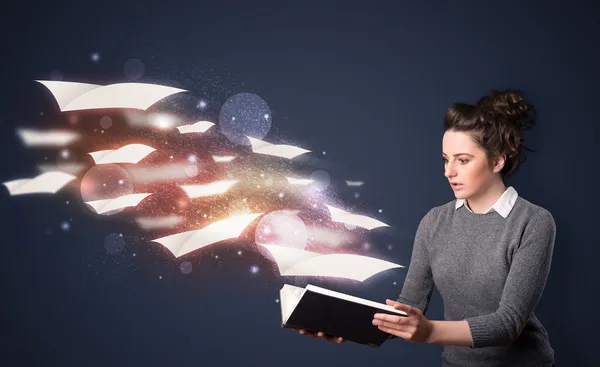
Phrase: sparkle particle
[
  {"left": 237, "top": 250, "right": 242, "bottom": 255},
  {"left": 378, "top": 209, "right": 383, "bottom": 213},
  {"left": 90, "top": 52, "right": 100, "bottom": 62},
  {"left": 249, "top": 265, "right": 259, "bottom": 274},
  {"left": 197, "top": 100, "right": 207, "bottom": 109},
  {"left": 60, "top": 221, "right": 70, "bottom": 231}
]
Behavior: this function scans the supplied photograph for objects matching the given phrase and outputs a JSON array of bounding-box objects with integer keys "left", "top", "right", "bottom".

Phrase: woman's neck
[{"left": 465, "top": 180, "right": 507, "bottom": 214}]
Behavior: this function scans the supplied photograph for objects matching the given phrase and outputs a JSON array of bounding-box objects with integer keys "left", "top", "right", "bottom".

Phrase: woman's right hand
[{"left": 289, "top": 328, "right": 344, "bottom": 344}]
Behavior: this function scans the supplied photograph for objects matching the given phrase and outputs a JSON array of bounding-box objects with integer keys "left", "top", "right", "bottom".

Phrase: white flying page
[
  {"left": 3, "top": 172, "right": 76, "bottom": 196},
  {"left": 85, "top": 193, "right": 152, "bottom": 214},
  {"left": 345, "top": 180, "right": 365, "bottom": 187},
  {"left": 180, "top": 180, "right": 239, "bottom": 199},
  {"left": 88, "top": 144, "right": 156, "bottom": 165},
  {"left": 17, "top": 128, "right": 80, "bottom": 147},
  {"left": 247, "top": 136, "right": 311, "bottom": 159},
  {"left": 37, "top": 163, "right": 87, "bottom": 175},
  {"left": 212, "top": 155, "right": 236, "bottom": 163},
  {"left": 259, "top": 244, "right": 403, "bottom": 282},
  {"left": 152, "top": 213, "right": 263, "bottom": 258},
  {"left": 136, "top": 215, "right": 183, "bottom": 230},
  {"left": 326, "top": 205, "right": 389, "bottom": 230},
  {"left": 176, "top": 120, "right": 215, "bottom": 134},
  {"left": 286, "top": 177, "right": 314, "bottom": 185},
  {"left": 36, "top": 80, "right": 187, "bottom": 112}
]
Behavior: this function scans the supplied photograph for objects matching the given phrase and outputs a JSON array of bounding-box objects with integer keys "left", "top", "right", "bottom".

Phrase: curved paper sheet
[
  {"left": 36, "top": 80, "right": 187, "bottom": 112},
  {"left": 259, "top": 244, "right": 403, "bottom": 282},
  {"left": 88, "top": 143, "right": 156, "bottom": 165},
  {"left": 3, "top": 172, "right": 76, "bottom": 196},
  {"left": 176, "top": 120, "right": 215, "bottom": 134},
  {"left": 180, "top": 180, "right": 239, "bottom": 199},
  {"left": 152, "top": 213, "right": 263, "bottom": 258},
  {"left": 85, "top": 193, "right": 152, "bottom": 214},
  {"left": 286, "top": 177, "right": 314, "bottom": 185},
  {"left": 247, "top": 136, "right": 310, "bottom": 159},
  {"left": 212, "top": 155, "right": 236, "bottom": 163},
  {"left": 326, "top": 205, "right": 389, "bottom": 230},
  {"left": 17, "top": 128, "right": 80, "bottom": 147},
  {"left": 35, "top": 80, "right": 102, "bottom": 110}
]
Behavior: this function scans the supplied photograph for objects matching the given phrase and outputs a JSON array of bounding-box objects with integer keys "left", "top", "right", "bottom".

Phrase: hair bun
[{"left": 476, "top": 89, "right": 535, "bottom": 131}]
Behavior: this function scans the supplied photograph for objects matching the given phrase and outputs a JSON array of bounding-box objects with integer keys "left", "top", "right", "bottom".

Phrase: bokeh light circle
[
  {"left": 255, "top": 210, "right": 308, "bottom": 250},
  {"left": 218, "top": 93, "right": 272, "bottom": 145},
  {"left": 309, "top": 170, "right": 331, "bottom": 191},
  {"left": 124, "top": 58, "right": 145, "bottom": 80},
  {"left": 104, "top": 233, "right": 125, "bottom": 254},
  {"left": 80, "top": 164, "right": 134, "bottom": 216}
]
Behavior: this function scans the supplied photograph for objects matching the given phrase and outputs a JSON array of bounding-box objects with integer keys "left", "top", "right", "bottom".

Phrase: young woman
[{"left": 297, "top": 90, "right": 556, "bottom": 367}]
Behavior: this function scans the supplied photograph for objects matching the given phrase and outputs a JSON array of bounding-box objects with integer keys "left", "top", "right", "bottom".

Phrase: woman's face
[{"left": 442, "top": 130, "right": 503, "bottom": 200}]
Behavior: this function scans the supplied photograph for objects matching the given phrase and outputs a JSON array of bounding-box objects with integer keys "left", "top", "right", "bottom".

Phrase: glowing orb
[
  {"left": 219, "top": 93, "right": 272, "bottom": 145},
  {"left": 80, "top": 164, "right": 134, "bottom": 216},
  {"left": 309, "top": 170, "right": 331, "bottom": 191},
  {"left": 255, "top": 210, "right": 307, "bottom": 250},
  {"left": 104, "top": 233, "right": 125, "bottom": 254},
  {"left": 124, "top": 58, "right": 145, "bottom": 80}
]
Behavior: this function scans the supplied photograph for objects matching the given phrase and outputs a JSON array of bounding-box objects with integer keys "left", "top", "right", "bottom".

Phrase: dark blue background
[{"left": 1, "top": 2, "right": 597, "bottom": 366}]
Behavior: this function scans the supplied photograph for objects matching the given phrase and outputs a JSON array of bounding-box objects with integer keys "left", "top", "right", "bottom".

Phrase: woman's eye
[{"left": 459, "top": 159, "right": 468, "bottom": 164}]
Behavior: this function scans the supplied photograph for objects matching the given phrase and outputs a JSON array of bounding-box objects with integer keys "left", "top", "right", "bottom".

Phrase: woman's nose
[{"left": 444, "top": 165, "right": 456, "bottom": 178}]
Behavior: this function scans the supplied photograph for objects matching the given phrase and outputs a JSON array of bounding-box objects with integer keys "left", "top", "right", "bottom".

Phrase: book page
[
  {"left": 280, "top": 284, "right": 306, "bottom": 324},
  {"left": 306, "top": 284, "right": 407, "bottom": 316}
]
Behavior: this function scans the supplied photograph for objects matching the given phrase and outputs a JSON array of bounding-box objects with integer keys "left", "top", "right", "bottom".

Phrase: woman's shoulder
[
  {"left": 510, "top": 197, "right": 556, "bottom": 233},
  {"left": 513, "top": 196, "right": 555, "bottom": 221},
  {"left": 419, "top": 200, "right": 456, "bottom": 225}
]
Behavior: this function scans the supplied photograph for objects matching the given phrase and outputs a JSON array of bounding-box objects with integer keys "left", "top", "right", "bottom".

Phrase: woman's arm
[
  {"left": 426, "top": 320, "right": 473, "bottom": 347},
  {"left": 464, "top": 208, "right": 556, "bottom": 348},
  {"left": 396, "top": 208, "right": 437, "bottom": 314}
]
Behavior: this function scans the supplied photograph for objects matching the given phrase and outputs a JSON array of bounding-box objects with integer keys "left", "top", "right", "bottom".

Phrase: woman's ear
[{"left": 492, "top": 154, "right": 506, "bottom": 173}]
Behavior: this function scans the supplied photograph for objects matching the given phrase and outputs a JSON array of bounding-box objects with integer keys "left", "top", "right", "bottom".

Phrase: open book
[{"left": 280, "top": 284, "right": 407, "bottom": 347}]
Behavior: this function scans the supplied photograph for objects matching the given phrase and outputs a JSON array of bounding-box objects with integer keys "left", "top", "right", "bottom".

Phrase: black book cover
[{"left": 282, "top": 286, "right": 407, "bottom": 347}]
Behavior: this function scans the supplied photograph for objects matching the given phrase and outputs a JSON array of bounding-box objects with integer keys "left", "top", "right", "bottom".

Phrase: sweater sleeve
[
  {"left": 465, "top": 208, "right": 556, "bottom": 348},
  {"left": 396, "top": 208, "right": 436, "bottom": 315}
]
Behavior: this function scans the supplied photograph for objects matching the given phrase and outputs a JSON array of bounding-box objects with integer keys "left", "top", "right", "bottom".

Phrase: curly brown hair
[{"left": 444, "top": 89, "right": 536, "bottom": 178}]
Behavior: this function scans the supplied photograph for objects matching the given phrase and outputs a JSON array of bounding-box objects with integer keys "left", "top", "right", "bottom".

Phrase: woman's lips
[{"left": 451, "top": 183, "right": 463, "bottom": 191}]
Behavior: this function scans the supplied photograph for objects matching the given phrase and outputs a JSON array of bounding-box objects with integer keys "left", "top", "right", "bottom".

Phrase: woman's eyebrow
[{"left": 442, "top": 153, "right": 475, "bottom": 157}]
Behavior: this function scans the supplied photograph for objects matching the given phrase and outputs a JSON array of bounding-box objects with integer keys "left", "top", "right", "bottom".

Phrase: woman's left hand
[{"left": 372, "top": 299, "right": 433, "bottom": 343}]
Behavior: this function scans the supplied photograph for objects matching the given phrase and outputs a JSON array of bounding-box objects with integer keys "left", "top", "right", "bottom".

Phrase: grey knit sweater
[{"left": 397, "top": 196, "right": 556, "bottom": 366}]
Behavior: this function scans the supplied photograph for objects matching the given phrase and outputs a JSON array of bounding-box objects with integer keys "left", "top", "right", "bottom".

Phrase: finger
[
  {"left": 373, "top": 319, "right": 410, "bottom": 330},
  {"left": 373, "top": 313, "right": 407, "bottom": 323},
  {"left": 317, "top": 332, "right": 337, "bottom": 342},
  {"left": 336, "top": 337, "right": 344, "bottom": 344},
  {"left": 377, "top": 325, "right": 413, "bottom": 341},
  {"left": 299, "top": 329, "right": 318, "bottom": 338},
  {"left": 389, "top": 302, "right": 420, "bottom": 316},
  {"left": 385, "top": 299, "right": 399, "bottom": 307}
]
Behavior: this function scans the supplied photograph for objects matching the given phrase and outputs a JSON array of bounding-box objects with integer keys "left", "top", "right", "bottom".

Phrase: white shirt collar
[{"left": 455, "top": 186, "right": 519, "bottom": 219}]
